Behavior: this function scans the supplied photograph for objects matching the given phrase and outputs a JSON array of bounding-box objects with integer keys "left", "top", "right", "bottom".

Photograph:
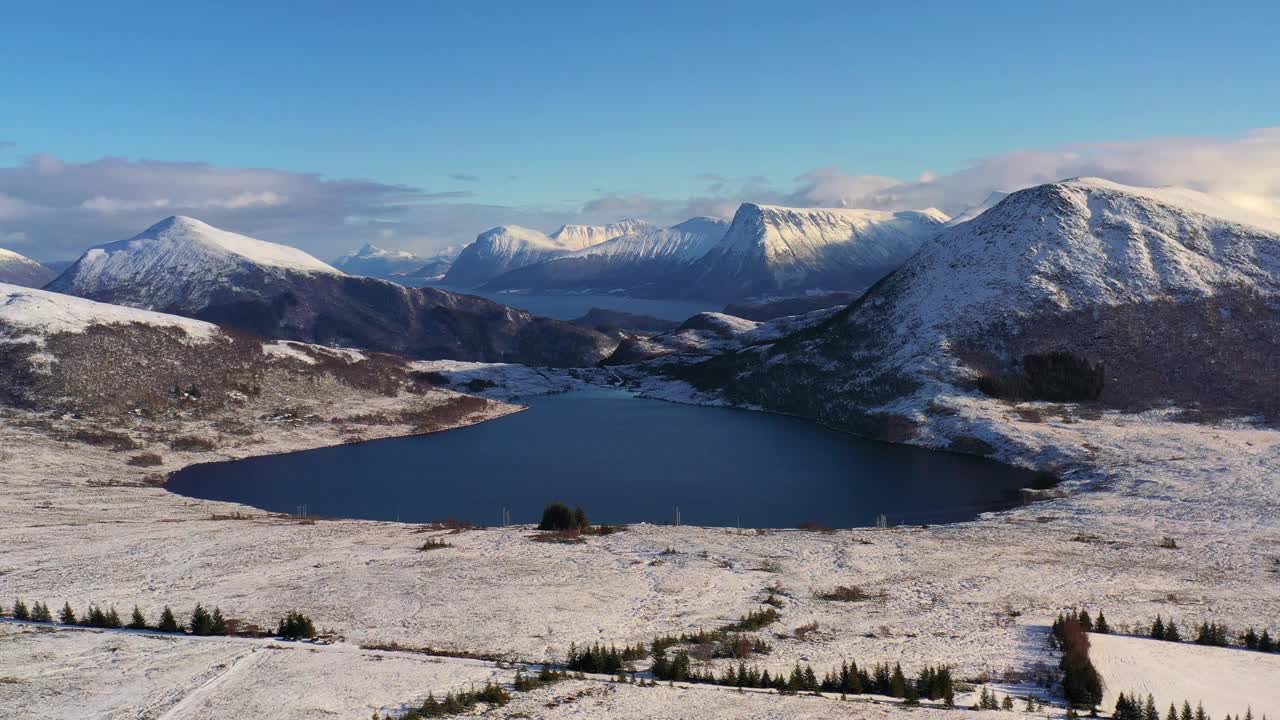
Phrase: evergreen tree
[
  {"left": 32, "top": 602, "right": 52, "bottom": 622},
  {"left": 1259, "top": 630, "right": 1274, "bottom": 652},
  {"left": 128, "top": 605, "right": 147, "bottom": 630},
  {"left": 1245, "top": 628, "right": 1259, "bottom": 650},
  {"left": 189, "top": 604, "right": 214, "bottom": 635},
  {"left": 1165, "top": 620, "right": 1181, "bottom": 642},
  {"left": 1146, "top": 694, "right": 1160, "bottom": 720},
  {"left": 59, "top": 602, "right": 77, "bottom": 625},
  {"left": 1168, "top": 705, "right": 1178, "bottom": 720},
  {"left": 944, "top": 685, "right": 955, "bottom": 708},
  {"left": 1183, "top": 701, "right": 1195, "bottom": 720},
  {"left": 1078, "top": 609, "right": 1093, "bottom": 632},
  {"left": 1003, "top": 695, "right": 1015, "bottom": 710},
  {"left": 157, "top": 605, "right": 180, "bottom": 633},
  {"left": 1095, "top": 611, "right": 1111, "bottom": 634},
  {"left": 12, "top": 599, "right": 30, "bottom": 621},
  {"left": 211, "top": 607, "right": 226, "bottom": 635},
  {"left": 1196, "top": 703, "right": 1208, "bottom": 720},
  {"left": 105, "top": 606, "right": 122, "bottom": 628},
  {"left": 1152, "top": 615, "right": 1166, "bottom": 639},
  {"left": 889, "top": 664, "right": 907, "bottom": 698}
]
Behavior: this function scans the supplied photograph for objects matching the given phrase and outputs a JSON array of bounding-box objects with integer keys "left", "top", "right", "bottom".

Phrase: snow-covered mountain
[
  {"left": 46, "top": 217, "right": 618, "bottom": 367},
  {"left": 443, "top": 219, "right": 654, "bottom": 287},
  {"left": 651, "top": 178, "right": 1280, "bottom": 430},
  {"left": 0, "top": 248, "right": 57, "bottom": 288},
  {"left": 333, "top": 243, "right": 427, "bottom": 278},
  {"left": 946, "top": 190, "right": 1010, "bottom": 226},
  {"left": 686, "top": 203, "right": 949, "bottom": 300},
  {"left": 47, "top": 216, "right": 341, "bottom": 311},
  {"left": 548, "top": 219, "right": 654, "bottom": 250},
  {"left": 481, "top": 217, "right": 728, "bottom": 293}
]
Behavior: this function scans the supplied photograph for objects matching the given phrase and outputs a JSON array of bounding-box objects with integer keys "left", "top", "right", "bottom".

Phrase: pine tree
[
  {"left": 889, "top": 664, "right": 907, "bottom": 698},
  {"left": 1168, "top": 705, "right": 1179, "bottom": 720},
  {"left": 1183, "top": 701, "right": 1195, "bottom": 720},
  {"left": 105, "top": 606, "right": 122, "bottom": 628},
  {"left": 189, "top": 604, "right": 214, "bottom": 635},
  {"left": 1165, "top": 620, "right": 1181, "bottom": 642},
  {"left": 1146, "top": 694, "right": 1160, "bottom": 720},
  {"left": 1259, "top": 629, "right": 1275, "bottom": 652},
  {"left": 1078, "top": 609, "right": 1093, "bottom": 632},
  {"left": 59, "top": 602, "right": 77, "bottom": 625},
  {"left": 12, "top": 599, "right": 30, "bottom": 621},
  {"left": 128, "top": 606, "right": 147, "bottom": 630},
  {"left": 1152, "top": 615, "right": 1166, "bottom": 639},
  {"left": 32, "top": 602, "right": 52, "bottom": 622},
  {"left": 1095, "top": 611, "right": 1111, "bottom": 634},
  {"left": 157, "top": 605, "right": 180, "bottom": 633},
  {"left": 211, "top": 607, "right": 226, "bottom": 635},
  {"left": 1003, "top": 695, "right": 1015, "bottom": 710},
  {"left": 1244, "top": 628, "right": 1259, "bottom": 649},
  {"left": 1195, "top": 703, "right": 1207, "bottom": 720}
]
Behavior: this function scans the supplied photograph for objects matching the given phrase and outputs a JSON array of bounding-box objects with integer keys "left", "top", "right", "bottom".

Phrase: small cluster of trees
[
  {"left": 7, "top": 597, "right": 315, "bottom": 641},
  {"left": 537, "top": 502, "right": 590, "bottom": 532},
  {"left": 378, "top": 667, "right": 572, "bottom": 720},
  {"left": 1150, "top": 615, "right": 1277, "bottom": 652},
  {"left": 722, "top": 607, "right": 780, "bottom": 632},
  {"left": 564, "top": 641, "right": 648, "bottom": 674},
  {"left": 1050, "top": 614, "right": 1104, "bottom": 708},
  {"left": 392, "top": 682, "right": 510, "bottom": 719},
  {"left": 646, "top": 652, "right": 953, "bottom": 705},
  {"left": 1114, "top": 692, "right": 1266, "bottom": 720}
]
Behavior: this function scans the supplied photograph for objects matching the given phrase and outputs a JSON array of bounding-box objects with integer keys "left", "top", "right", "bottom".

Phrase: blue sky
[{"left": 2, "top": 1, "right": 1279, "bottom": 258}]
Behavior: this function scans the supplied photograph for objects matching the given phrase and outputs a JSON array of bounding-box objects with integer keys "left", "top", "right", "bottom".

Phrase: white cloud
[{"left": 3, "top": 128, "right": 1278, "bottom": 263}]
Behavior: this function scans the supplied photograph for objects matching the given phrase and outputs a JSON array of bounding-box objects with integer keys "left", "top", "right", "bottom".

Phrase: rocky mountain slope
[
  {"left": 443, "top": 219, "right": 652, "bottom": 287},
  {"left": 45, "top": 217, "right": 617, "bottom": 367},
  {"left": 0, "top": 282, "right": 501, "bottom": 419},
  {"left": 685, "top": 204, "right": 948, "bottom": 300},
  {"left": 0, "top": 247, "right": 58, "bottom": 288},
  {"left": 333, "top": 243, "right": 456, "bottom": 280},
  {"left": 481, "top": 217, "right": 728, "bottom": 293},
  {"left": 652, "top": 179, "right": 1280, "bottom": 434}
]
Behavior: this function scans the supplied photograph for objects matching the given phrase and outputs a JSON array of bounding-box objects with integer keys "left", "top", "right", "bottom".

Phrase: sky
[{"left": 2, "top": 0, "right": 1279, "bottom": 261}]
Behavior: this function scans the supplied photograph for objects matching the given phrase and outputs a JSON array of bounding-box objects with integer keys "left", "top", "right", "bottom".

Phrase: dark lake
[
  {"left": 422, "top": 283, "right": 719, "bottom": 321},
  {"left": 167, "top": 389, "right": 1044, "bottom": 528}
]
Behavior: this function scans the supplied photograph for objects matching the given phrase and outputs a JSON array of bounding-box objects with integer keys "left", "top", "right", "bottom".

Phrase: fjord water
[
  {"left": 168, "top": 389, "right": 1043, "bottom": 528},
  {"left": 425, "top": 283, "right": 719, "bottom": 321}
]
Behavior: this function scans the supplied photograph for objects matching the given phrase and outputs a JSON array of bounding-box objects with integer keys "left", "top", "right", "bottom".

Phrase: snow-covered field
[
  {"left": 1, "top": 360, "right": 1278, "bottom": 717},
  {"left": 1090, "top": 632, "right": 1280, "bottom": 718}
]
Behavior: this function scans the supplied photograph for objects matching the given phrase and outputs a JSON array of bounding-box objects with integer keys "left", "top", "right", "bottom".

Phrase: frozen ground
[
  {"left": 1, "top": 365, "right": 1279, "bottom": 716},
  {"left": 1089, "top": 632, "right": 1280, "bottom": 717}
]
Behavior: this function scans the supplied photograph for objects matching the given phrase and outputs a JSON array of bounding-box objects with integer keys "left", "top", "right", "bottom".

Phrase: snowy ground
[
  {"left": 1089, "top": 632, "right": 1280, "bottom": 718},
  {"left": 2, "top": 365, "right": 1279, "bottom": 717}
]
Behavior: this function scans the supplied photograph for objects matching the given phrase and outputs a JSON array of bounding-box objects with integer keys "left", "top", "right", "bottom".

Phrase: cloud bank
[{"left": 2, "top": 129, "right": 1277, "bottom": 263}]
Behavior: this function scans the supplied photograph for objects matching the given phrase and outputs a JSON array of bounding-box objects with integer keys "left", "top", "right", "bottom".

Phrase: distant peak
[{"left": 143, "top": 215, "right": 213, "bottom": 235}]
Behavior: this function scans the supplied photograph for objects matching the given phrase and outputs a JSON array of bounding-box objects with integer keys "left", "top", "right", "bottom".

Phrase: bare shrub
[
  {"left": 127, "top": 452, "right": 164, "bottom": 467},
  {"left": 1158, "top": 536, "right": 1179, "bottom": 549},
  {"left": 420, "top": 537, "right": 453, "bottom": 551},
  {"left": 168, "top": 435, "right": 217, "bottom": 452},
  {"left": 817, "top": 585, "right": 874, "bottom": 602},
  {"left": 797, "top": 520, "right": 834, "bottom": 534},
  {"left": 67, "top": 428, "right": 141, "bottom": 451},
  {"left": 793, "top": 622, "right": 820, "bottom": 640}
]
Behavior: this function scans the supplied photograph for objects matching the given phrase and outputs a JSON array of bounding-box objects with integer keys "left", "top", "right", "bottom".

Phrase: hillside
[
  {"left": 685, "top": 203, "right": 948, "bottom": 300},
  {"left": 45, "top": 217, "right": 618, "bottom": 367},
  {"left": 0, "top": 282, "right": 505, "bottom": 422},
  {"left": 0, "top": 247, "right": 58, "bottom": 288},
  {"left": 651, "top": 179, "right": 1280, "bottom": 434}
]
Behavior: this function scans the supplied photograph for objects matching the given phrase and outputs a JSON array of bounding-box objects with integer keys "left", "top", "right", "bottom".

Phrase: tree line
[{"left": 5, "top": 597, "right": 315, "bottom": 640}]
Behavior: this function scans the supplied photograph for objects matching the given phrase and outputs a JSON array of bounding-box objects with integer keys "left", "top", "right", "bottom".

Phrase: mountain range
[
  {"left": 456, "top": 204, "right": 949, "bottom": 301},
  {"left": 649, "top": 178, "right": 1280, "bottom": 433},
  {"left": 442, "top": 219, "right": 653, "bottom": 287},
  {"left": 45, "top": 216, "right": 617, "bottom": 367},
  {"left": 0, "top": 248, "right": 57, "bottom": 288}
]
